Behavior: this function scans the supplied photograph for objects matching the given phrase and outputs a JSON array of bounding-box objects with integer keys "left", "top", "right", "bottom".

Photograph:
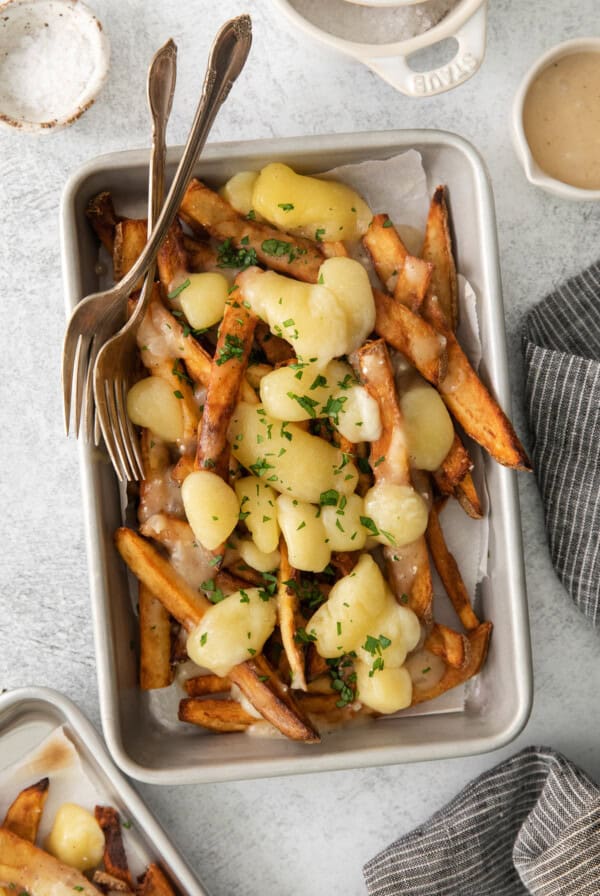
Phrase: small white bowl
[
  {"left": 512, "top": 37, "right": 600, "bottom": 201},
  {"left": 0, "top": 0, "right": 110, "bottom": 133}
]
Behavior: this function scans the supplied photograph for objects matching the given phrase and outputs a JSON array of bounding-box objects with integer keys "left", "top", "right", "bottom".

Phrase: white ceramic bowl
[
  {"left": 0, "top": 0, "right": 110, "bottom": 133},
  {"left": 512, "top": 37, "right": 600, "bottom": 201},
  {"left": 273, "top": 0, "right": 487, "bottom": 96}
]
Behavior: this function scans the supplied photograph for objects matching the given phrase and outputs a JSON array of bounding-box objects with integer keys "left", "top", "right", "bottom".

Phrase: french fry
[
  {"left": 297, "top": 693, "right": 339, "bottom": 713},
  {"left": 137, "top": 864, "right": 176, "bottom": 896},
  {"left": 92, "top": 871, "right": 133, "bottom": 894},
  {"left": 179, "top": 179, "right": 324, "bottom": 282},
  {"left": 0, "top": 827, "right": 100, "bottom": 896},
  {"left": 171, "top": 454, "right": 195, "bottom": 485},
  {"left": 93, "top": 807, "right": 133, "bottom": 889},
  {"left": 255, "top": 320, "right": 294, "bottom": 365},
  {"left": 183, "top": 235, "right": 219, "bottom": 272},
  {"left": 153, "top": 360, "right": 200, "bottom": 445},
  {"left": 454, "top": 470, "right": 484, "bottom": 519},
  {"left": 277, "top": 540, "right": 307, "bottom": 691},
  {"left": 156, "top": 220, "right": 189, "bottom": 294},
  {"left": 433, "top": 432, "right": 472, "bottom": 494},
  {"left": 373, "top": 289, "right": 447, "bottom": 385},
  {"left": 113, "top": 219, "right": 147, "bottom": 289},
  {"left": 115, "top": 528, "right": 211, "bottom": 632},
  {"left": 394, "top": 254, "right": 433, "bottom": 312},
  {"left": 363, "top": 214, "right": 408, "bottom": 287},
  {"left": 86, "top": 191, "right": 120, "bottom": 255},
  {"left": 425, "top": 300, "right": 531, "bottom": 471},
  {"left": 178, "top": 698, "right": 255, "bottom": 733},
  {"left": 229, "top": 654, "right": 319, "bottom": 743},
  {"left": 411, "top": 621, "right": 492, "bottom": 705},
  {"left": 355, "top": 339, "right": 433, "bottom": 624},
  {"left": 139, "top": 584, "right": 173, "bottom": 691},
  {"left": 115, "top": 529, "right": 320, "bottom": 742},
  {"left": 305, "top": 643, "right": 329, "bottom": 682},
  {"left": 426, "top": 500, "right": 480, "bottom": 631},
  {"left": 424, "top": 622, "right": 470, "bottom": 669},
  {"left": 422, "top": 185, "right": 459, "bottom": 331},
  {"left": 2, "top": 778, "right": 49, "bottom": 842},
  {"left": 195, "top": 301, "right": 258, "bottom": 476},
  {"left": 184, "top": 674, "right": 231, "bottom": 696}
]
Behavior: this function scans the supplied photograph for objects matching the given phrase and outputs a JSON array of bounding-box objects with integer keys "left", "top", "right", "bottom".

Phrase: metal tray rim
[
  {"left": 60, "top": 129, "right": 533, "bottom": 784},
  {"left": 0, "top": 686, "right": 208, "bottom": 893}
]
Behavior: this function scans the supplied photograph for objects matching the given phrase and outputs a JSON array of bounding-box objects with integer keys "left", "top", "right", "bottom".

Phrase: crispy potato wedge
[
  {"left": 94, "top": 807, "right": 132, "bottom": 889},
  {"left": 422, "top": 185, "right": 459, "bottom": 331},
  {"left": 255, "top": 320, "right": 295, "bottom": 365},
  {"left": 0, "top": 828, "right": 100, "bottom": 896},
  {"left": 2, "top": 777, "right": 49, "bottom": 842},
  {"left": 297, "top": 693, "right": 339, "bottom": 713},
  {"left": 139, "top": 583, "right": 173, "bottom": 690},
  {"left": 92, "top": 870, "right": 133, "bottom": 894},
  {"left": 394, "top": 254, "right": 433, "bottom": 312},
  {"left": 179, "top": 698, "right": 255, "bottom": 732},
  {"left": 179, "top": 179, "right": 324, "bottom": 282},
  {"left": 153, "top": 360, "right": 200, "bottom": 445},
  {"left": 426, "top": 500, "right": 480, "bottom": 631},
  {"left": 433, "top": 432, "right": 472, "bottom": 494},
  {"left": 424, "top": 622, "right": 470, "bottom": 669},
  {"left": 115, "top": 528, "right": 210, "bottom": 632},
  {"left": 183, "top": 235, "right": 219, "bottom": 272},
  {"left": 373, "top": 289, "right": 447, "bottom": 385},
  {"left": 411, "top": 621, "right": 492, "bottom": 705},
  {"left": 113, "top": 219, "right": 147, "bottom": 289},
  {"left": 86, "top": 191, "right": 120, "bottom": 255},
  {"left": 157, "top": 220, "right": 189, "bottom": 294},
  {"left": 454, "top": 470, "right": 484, "bottom": 519},
  {"left": 363, "top": 214, "right": 408, "bottom": 287},
  {"left": 229, "top": 655, "right": 319, "bottom": 743},
  {"left": 425, "top": 301, "right": 531, "bottom": 471},
  {"left": 355, "top": 339, "right": 433, "bottom": 624},
  {"left": 196, "top": 300, "right": 258, "bottom": 477},
  {"left": 277, "top": 540, "right": 307, "bottom": 691},
  {"left": 137, "top": 864, "right": 176, "bottom": 896},
  {"left": 184, "top": 674, "right": 231, "bottom": 696}
]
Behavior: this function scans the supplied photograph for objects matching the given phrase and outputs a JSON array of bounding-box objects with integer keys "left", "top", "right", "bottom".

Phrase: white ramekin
[
  {"left": 512, "top": 37, "right": 600, "bottom": 201},
  {"left": 0, "top": 0, "right": 110, "bottom": 133},
  {"left": 273, "top": 0, "right": 487, "bottom": 97}
]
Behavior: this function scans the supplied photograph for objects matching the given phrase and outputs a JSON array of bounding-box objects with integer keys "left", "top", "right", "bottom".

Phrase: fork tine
[
  {"left": 97, "top": 378, "right": 130, "bottom": 482},
  {"left": 93, "top": 407, "right": 102, "bottom": 446},
  {"left": 116, "top": 377, "right": 143, "bottom": 481},
  {"left": 73, "top": 334, "right": 91, "bottom": 439},
  {"left": 62, "top": 329, "right": 81, "bottom": 435},
  {"left": 83, "top": 341, "right": 98, "bottom": 444}
]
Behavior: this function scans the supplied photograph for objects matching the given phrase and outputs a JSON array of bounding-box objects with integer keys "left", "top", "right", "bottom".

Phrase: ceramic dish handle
[{"left": 364, "top": 2, "right": 487, "bottom": 97}]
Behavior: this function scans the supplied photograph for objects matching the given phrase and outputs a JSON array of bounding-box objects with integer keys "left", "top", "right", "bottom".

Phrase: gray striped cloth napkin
[
  {"left": 523, "top": 260, "right": 600, "bottom": 624},
  {"left": 363, "top": 746, "right": 600, "bottom": 895}
]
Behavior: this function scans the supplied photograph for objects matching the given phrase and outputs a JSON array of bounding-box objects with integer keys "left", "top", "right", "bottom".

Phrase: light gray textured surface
[{"left": 0, "top": 2, "right": 599, "bottom": 895}]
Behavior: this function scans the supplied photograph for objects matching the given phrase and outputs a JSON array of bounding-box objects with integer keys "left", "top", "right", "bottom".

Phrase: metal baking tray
[
  {"left": 0, "top": 687, "right": 208, "bottom": 893},
  {"left": 60, "top": 130, "right": 533, "bottom": 784}
]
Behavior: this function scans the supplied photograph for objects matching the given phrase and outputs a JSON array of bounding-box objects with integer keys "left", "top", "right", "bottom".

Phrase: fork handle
[{"left": 116, "top": 14, "right": 252, "bottom": 302}]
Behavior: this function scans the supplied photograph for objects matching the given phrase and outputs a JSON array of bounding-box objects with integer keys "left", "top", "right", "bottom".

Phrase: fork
[
  {"left": 62, "top": 14, "right": 253, "bottom": 446},
  {"left": 91, "top": 38, "right": 177, "bottom": 479}
]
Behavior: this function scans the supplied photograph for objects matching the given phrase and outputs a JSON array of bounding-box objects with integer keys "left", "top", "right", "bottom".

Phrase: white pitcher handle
[{"left": 364, "top": 2, "right": 487, "bottom": 97}]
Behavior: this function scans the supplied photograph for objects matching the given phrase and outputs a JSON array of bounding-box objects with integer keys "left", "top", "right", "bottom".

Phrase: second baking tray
[
  {"left": 60, "top": 129, "right": 533, "bottom": 784},
  {"left": 0, "top": 687, "right": 208, "bottom": 892}
]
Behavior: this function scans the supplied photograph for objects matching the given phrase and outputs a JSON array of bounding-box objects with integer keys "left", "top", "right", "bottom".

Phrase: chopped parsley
[
  {"left": 360, "top": 516, "right": 379, "bottom": 536},
  {"left": 201, "top": 579, "right": 226, "bottom": 603},
  {"left": 286, "top": 391, "right": 320, "bottom": 418},
  {"left": 321, "top": 394, "right": 347, "bottom": 425},
  {"left": 167, "top": 278, "right": 190, "bottom": 299},
  {"left": 249, "top": 458, "right": 275, "bottom": 477},
  {"left": 261, "top": 238, "right": 298, "bottom": 263},
  {"left": 382, "top": 218, "right": 393, "bottom": 228},
  {"left": 216, "top": 334, "right": 245, "bottom": 365},
  {"left": 217, "top": 237, "right": 258, "bottom": 269},
  {"left": 278, "top": 202, "right": 295, "bottom": 211},
  {"left": 173, "top": 389, "right": 184, "bottom": 400},
  {"left": 315, "top": 227, "right": 325, "bottom": 242},
  {"left": 294, "top": 627, "right": 317, "bottom": 644},
  {"left": 327, "top": 656, "right": 357, "bottom": 707},
  {"left": 319, "top": 489, "right": 339, "bottom": 506}
]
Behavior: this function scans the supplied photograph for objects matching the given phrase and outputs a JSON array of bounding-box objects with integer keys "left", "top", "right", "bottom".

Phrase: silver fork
[
  {"left": 92, "top": 38, "right": 177, "bottom": 480},
  {"left": 62, "top": 14, "right": 253, "bottom": 444}
]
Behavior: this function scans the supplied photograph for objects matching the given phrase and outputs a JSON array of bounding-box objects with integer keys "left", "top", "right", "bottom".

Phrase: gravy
[{"left": 523, "top": 51, "right": 600, "bottom": 190}]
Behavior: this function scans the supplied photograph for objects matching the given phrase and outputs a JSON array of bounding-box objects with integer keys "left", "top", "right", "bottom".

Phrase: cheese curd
[
  {"left": 355, "top": 661, "right": 413, "bottom": 714},
  {"left": 237, "top": 537, "right": 281, "bottom": 573},
  {"left": 228, "top": 402, "right": 358, "bottom": 505},
  {"left": 182, "top": 471, "right": 240, "bottom": 551},
  {"left": 276, "top": 495, "right": 331, "bottom": 572},
  {"left": 363, "top": 482, "right": 429, "bottom": 547},
  {"left": 234, "top": 476, "right": 280, "bottom": 553},
  {"left": 259, "top": 361, "right": 331, "bottom": 422},
  {"left": 238, "top": 267, "right": 349, "bottom": 365},
  {"left": 319, "top": 258, "right": 375, "bottom": 352},
  {"left": 321, "top": 493, "right": 368, "bottom": 552},
  {"left": 177, "top": 272, "right": 229, "bottom": 330},
  {"left": 186, "top": 587, "right": 277, "bottom": 676},
  {"left": 45, "top": 803, "right": 105, "bottom": 871},
  {"left": 252, "top": 162, "right": 372, "bottom": 241},
  {"left": 220, "top": 169, "right": 260, "bottom": 217},
  {"left": 309, "top": 554, "right": 389, "bottom": 657},
  {"left": 127, "top": 376, "right": 184, "bottom": 442},
  {"left": 400, "top": 381, "right": 454, "bottom": 470},
  {"left": 354, "top": 594, "right": 421, "bottom": 669}
]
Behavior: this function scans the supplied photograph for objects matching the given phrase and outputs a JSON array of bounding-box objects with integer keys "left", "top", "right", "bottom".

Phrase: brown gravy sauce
[{"left": 523, "top": 51, "right": 600, "bottom": 190}]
